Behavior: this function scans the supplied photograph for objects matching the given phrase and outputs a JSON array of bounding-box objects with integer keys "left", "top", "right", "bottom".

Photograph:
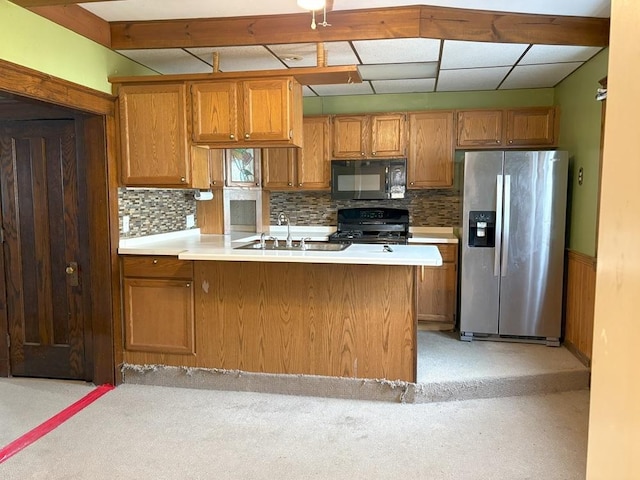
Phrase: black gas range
[{"left": 328, "top": 207, "right": 410, "bottom": 245}]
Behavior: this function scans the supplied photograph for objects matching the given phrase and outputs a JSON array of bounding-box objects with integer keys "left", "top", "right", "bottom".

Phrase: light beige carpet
[{"left": 1, "top": 380, "right": 589, "bottom": 480}]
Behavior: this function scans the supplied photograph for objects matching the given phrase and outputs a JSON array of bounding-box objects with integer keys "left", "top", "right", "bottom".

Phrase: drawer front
[
  {"left": 122, "top": 256, "right": 193, "bottom": 279},
  {"left": 436, "top": 244, "right": 458, "bottom": 263}
]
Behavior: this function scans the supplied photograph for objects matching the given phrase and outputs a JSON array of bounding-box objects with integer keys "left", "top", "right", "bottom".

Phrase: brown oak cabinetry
[
  {"left": 407, "top": 111, "right": 455, "bottom": 188},
  {"left": 332, "top": 113, "right": 406, "bottom": 158},
  {"left": 456, "top": 107, "right": 557, "bottom": 148},
  {"left": 416, "top": 244, "right": 458, "bottom": 328},
  {"left": 119, "top": 83, "right": 210, "bottom": 188},
  {"left": 122, "top": 256, "right": 195, "bottom": 355},
  {"left": 262, "top": 116, "right": 331, "bottom": 190},
  {"left": 190, "top": 77, "right": 303, "bottom": 148}
]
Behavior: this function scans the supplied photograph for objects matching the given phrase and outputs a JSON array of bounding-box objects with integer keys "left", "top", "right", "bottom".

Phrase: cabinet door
[
  {"left": 262, "top": 148, "right": 296, "bottom": 190},
  {"left": 505, "top": 107, "right": 557, "bottom": 147},
  {"left": 456, "top": 110, "right": 503, "bottom": 147},
  {"left": 370, "top": 113, "right": 406, "bottom": 158},
  {"left": 408, "top": 111, "right": 454, "bottom": 188},
  {"left": 242, "top": 79, "right": 291, "bottom": 143},
  {"left": 123, "top": 278, "right": 195, "bottom": 354},
  {"left": 191, "top": 82, "right": 239, "bottom": 143},
  {"left": 208, "top": 149, "right": 226, "bottom": 188},
  {"left": 416, "top": 244, "right": 458, "bottom": 326},
  {"left": 119, "top": 83, "right": 190, "bottom": 186},
  {"left": 297, "top": 116, "right": 331, "bottom": 190},
  {"left": 332, "top": 115, "right": 368, "bottom": 158}
]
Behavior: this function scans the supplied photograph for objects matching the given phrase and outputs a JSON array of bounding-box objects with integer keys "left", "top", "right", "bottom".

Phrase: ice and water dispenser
[{"left": 468, "top": 211, "right": 496, "bottom": 247}]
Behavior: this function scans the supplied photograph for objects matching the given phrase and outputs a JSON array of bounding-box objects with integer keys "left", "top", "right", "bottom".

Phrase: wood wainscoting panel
[
  {"left": 564, "top": 250, "right": 597, "bottom": 364},
  {"left": 193, "top": 261, "right": 416, "bottom": 382}
]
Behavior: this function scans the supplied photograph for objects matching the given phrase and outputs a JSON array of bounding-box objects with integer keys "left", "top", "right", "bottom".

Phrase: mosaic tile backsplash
[
  {"left": 118, "top": 188, "right": 198, "bottom": 238},
  {"left": 269, "top": 189, "right": 461, "bottom": 227},
  {"left": 119, "top": 186, "right": 461, "bottom": 237}
]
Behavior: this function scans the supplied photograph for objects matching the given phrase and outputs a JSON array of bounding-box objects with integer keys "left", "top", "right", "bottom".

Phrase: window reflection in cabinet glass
[{"left": 226, "top": 148, "right": 260, "bottom": 186}]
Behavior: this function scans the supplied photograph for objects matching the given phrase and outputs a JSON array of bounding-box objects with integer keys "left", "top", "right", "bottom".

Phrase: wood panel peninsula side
[{"left": 119, "top": 240, "right": 443, "bottom": 383}]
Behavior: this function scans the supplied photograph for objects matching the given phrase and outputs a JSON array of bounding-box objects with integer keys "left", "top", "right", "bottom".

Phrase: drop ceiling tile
[
  {"left": 310, "top": 83, "right": 374, "bottom": 96},
  {"left": 187, "top": 46, "right": 285, "bottom": 72},
  {"left": 372, "top": 79, "right": 436, "bottom": 94},
  {"left": 519, "top": 45, "right": 603, "bottom": 65},
  {"left": 359, "top": 62, "right": 438, "bottom": 80},
  {"left": 352, "top": 38, "right": 441, "bottom": 64},
  {"left": 440, "top": 41, "right": 529, "bottom": 69},
  {"left": 500, "top": 62, "right": 583, "bottom": 89},
  {"left": 117, "top": 49, "right": 212, "bottom": 75},
  {"left": 437, "top": 67, "right": 511, "bottom": 92},
  {"left": 268, "top": 42, "right": 357, "bottom": 67}
]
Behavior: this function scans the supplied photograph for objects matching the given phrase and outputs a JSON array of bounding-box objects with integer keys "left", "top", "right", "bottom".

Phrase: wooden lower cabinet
[
  {"left": 121, "top": 259, "right": 416, "bottom": 382},
  {"left": 416, "top": 244, "right": 458, "bottom": 329},
  {"left": 122, "top": 256, "right": 195, "bottom": 356}
]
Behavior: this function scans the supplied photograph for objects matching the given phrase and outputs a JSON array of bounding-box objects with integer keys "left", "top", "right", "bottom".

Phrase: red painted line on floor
[{"left": 0, "top": 383, "right": 114, "bottom": 464}]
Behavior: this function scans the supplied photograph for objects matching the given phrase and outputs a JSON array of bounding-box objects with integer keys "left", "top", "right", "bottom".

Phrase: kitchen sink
[{"left": 234, "top": 240, "right": 350, "bottom": 252}]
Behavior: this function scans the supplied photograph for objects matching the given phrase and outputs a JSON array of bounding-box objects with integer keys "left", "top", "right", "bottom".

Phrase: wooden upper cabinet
[
  {"left": 457, "top": 107, "right": 558, "bottom": 149},
  {"left": 190, "top": 81, "right": 238, "bottom": 143},
  {"left": 408, "top": 111, "right": 454, "bottom": 188},
  {"left": 262, "top": 148, "right": 296, "bottom": 189},
  {"left": 370, "top": 114, "right": 406, "bottom": 158},
  {"left": 262, "top": 116, "right": 331, "bottom": 191},
  {"left": 190, "top": 77, "right": 303, "bottom": 148},
  {"left": 332, "top": 115, "right": 368, "bottom": 158},
  {"left": 332, "top": 113, "right": 406, "bottom": 158},
  {"left": 297, "top": 116, "right": 331, "bottom": 190},
  {"left": 456, "top": 110, "right": 503, "bottom": 148},
  {"left": 505, "top": 107, "right": 557, "bottom": 147},
  {"left": 207, "top": 149, "right": 225, "bottom": 188},
  {"left": 118, "top": 83, "right": 190, "bottom": 187}
]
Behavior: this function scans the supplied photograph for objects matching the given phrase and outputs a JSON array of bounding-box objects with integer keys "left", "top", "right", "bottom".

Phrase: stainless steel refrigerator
[{"left": 460, "top": 150, "right": 568, "bottom": 345}]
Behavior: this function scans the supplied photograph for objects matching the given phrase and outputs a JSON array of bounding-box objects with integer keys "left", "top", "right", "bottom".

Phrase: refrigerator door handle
[
  {"left": 501, "top": 175, "right": 512, "bottom": 277},
  {"left": 494, "top": 174, "right": 504, "bottom": 277}
]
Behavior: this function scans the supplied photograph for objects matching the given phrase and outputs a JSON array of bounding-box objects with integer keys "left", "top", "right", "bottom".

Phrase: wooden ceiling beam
[{"left": 110, "top": 5, "right": 609, "bottom": 50}]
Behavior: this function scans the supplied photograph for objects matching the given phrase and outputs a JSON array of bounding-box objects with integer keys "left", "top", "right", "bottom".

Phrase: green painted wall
[
  {"left": 0, "top": 0, "right": 153, "bottom": 94},
  {"left": 555, "top": 49, "right": 609, "bottom": 257},
  {"left": 304, "top": 88, "right": 555, "bottom": 115}
]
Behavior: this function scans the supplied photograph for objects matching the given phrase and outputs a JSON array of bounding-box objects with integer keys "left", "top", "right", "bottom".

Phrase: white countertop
[{"left": 119, "top": 227, "right": 446, "bottom": 267}]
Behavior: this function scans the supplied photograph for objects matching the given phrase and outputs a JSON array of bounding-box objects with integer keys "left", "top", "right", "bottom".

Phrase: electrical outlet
[
  {"left": 122, "top": 215, "right": 130, "bottom": 233},
  {"left": 186, "top": 214, "right": 195, "bottom": 229}
]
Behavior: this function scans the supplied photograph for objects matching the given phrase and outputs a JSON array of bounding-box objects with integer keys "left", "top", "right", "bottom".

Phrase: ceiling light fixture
[{"left": 297, "top": 0, "right": 331, "bottom": 30}]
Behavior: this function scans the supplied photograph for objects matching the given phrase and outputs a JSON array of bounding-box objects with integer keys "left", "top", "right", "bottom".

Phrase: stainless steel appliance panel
[
  {"left": 460, "top": 151, "right": 504, "bottom": 335},
  {"left": 498, "top": 151, "right": 568, "bottom": 338}
]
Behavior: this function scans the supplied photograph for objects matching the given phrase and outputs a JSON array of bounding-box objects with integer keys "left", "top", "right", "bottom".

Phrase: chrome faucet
[
  {"left": 260, "top": 232, "right": 267, "bottom": 249},
  {"left": 277, "top": 212, "right": 293, "bottom": 248}
]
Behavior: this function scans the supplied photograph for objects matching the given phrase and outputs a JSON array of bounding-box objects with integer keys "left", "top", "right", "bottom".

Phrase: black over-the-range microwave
[{"left": 330, "top": 159, "right": 407, "bottom": 200}]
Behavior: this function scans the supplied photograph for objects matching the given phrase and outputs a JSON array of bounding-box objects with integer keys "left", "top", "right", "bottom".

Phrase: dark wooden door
[{"left": 0, "top": 120, "right": 88, "bottom": 379}]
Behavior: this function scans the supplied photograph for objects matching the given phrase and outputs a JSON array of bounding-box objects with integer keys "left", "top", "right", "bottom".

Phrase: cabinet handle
[
  {"left": 421, "top": 266, "right": 425, "bottom": 282},
  {"left": 361, "top": 152, "right": 365, "bottom": 156},
  {"left": 244, "top": 133, "right": 250, "bottom": 139},
  {"left": 255, "top": 182, "right": 259, "bottom": 186},
  {"left": 410, "top": 182, "right": 415, "bottom": 186},
  {"left": 229, "top": 134, "right": 235, "bottom": 140},
  {"left": 288, "top": 182, "right": 292, "bottom": 186},
  {"left": 496, "top": 140, "right": 501, "bottom": 144},
  {"left": 152, "top": 259, "right": 158, "bottom": 264},
  {"left": 372, "top": 151, "right": 377, "bottom": 156},
  {"left": 299, "top": 183, "right": 303, "bottom": 187},
  {"left": 508, "top": 140, "right": 513, "bottom": 144},
  {"left": 186, "top": 283, "right": 191, "bottom": 288},
  {"left": 180, "top": 177, "right": 186, "bottom": 183}
]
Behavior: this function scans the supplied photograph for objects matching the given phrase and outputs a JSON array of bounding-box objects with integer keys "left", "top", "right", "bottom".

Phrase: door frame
[{"left": 0, "top": 59, "right": 119, "bottom": 385}]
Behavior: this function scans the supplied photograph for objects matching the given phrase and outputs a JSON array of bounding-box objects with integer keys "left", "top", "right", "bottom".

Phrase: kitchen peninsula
[{"left": 119, "top": 230, "right": 443, "bottom": 383}]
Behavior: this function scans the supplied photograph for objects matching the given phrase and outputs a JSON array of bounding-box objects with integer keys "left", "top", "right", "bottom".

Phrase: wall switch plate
[
  {"left": 186, "top": 214, "right": 195, "bottom": 229},
  {"left": 122, "top": 215, "right": 130, "bottom": 233}
]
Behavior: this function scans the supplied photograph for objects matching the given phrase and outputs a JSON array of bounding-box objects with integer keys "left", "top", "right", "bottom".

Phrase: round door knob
[
  {"left": 65, "top": 266, "right": 75, "bottom": 274},
  {"left": 229, "top": 134, "right": 235, "bottom": 140},
  {"left": 244, "top": 133, "right": 250, "bottom": 139}
]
